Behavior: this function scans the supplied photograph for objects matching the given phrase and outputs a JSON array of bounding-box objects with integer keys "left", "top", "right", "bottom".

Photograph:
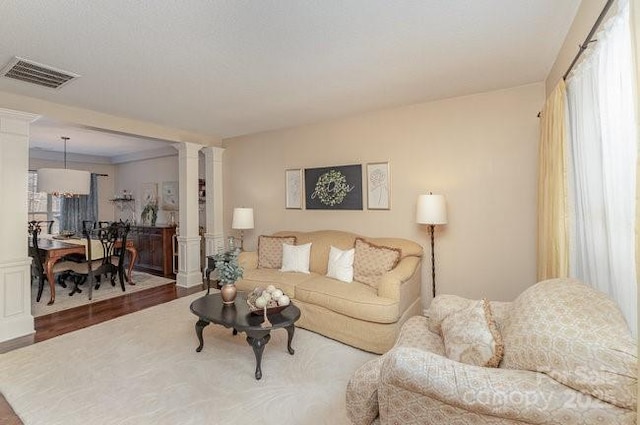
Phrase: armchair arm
[
  {"left": 377, "top": 256, "right": 421, "bottom": 313},
  {"left": 379, "top": 347, "right": 634, "bottom": 424},
  {"left": 238, "top": 251, "right": 258, "bottom": 270}
]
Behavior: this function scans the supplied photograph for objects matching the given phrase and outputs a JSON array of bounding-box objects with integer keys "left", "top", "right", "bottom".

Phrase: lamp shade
[
  {"left": 37, "top": 168, "right": 91, "bottom": 196},
  {"left": 416, "top": 194, "right": 448, "bottom": 225},
  {"left": 232, "top": 207, "right": 254, "bottom": 229}
]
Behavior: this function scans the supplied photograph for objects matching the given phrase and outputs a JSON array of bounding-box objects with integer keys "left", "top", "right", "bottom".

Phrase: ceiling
[{"left": 1, "top": 1, "right": 581, "bottom": 156}]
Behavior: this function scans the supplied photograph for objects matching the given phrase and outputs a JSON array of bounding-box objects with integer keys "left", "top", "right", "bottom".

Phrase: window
[{"left": 27, "top": 171, "right": 61, "bottom": 233}]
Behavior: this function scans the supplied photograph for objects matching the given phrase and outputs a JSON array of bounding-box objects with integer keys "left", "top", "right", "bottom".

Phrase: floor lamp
[
  {"left": 416, "top": 194, "right": 448, "bottom": 298},
  {"left": 232, "top": 207, "right": 254, "bottom": 251}
]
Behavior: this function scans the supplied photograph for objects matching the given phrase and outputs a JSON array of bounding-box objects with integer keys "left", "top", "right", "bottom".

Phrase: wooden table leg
[
  {"left": 195, "top": 319, "right": 210, "bottom": 352},
  {"left": 126, "top": 245, "right": 138, "bottom": 285},
  {"left": 285, "top": 324, "right": 296, "bottom": 355},
  {"left": 44, "top": 258, "right": 57, "bottom": 305},
  {"left": 246, "top": 331, "right": 271, "bottom": 380}
]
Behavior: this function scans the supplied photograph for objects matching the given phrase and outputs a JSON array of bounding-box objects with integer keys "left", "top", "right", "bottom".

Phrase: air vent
[{"left": 1, "top": 57, "right": 79, "bottom": 89}]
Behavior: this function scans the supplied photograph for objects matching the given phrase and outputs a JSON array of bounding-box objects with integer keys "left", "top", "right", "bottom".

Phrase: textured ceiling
[{"left": 0, "top": 0, "right": 580, "bottom": 151}]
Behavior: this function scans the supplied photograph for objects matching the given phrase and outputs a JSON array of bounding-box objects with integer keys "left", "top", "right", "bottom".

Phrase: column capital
[
  {"left": 0, "top": 109, "right": 40, "bottom": 137},
  {"left": 173, "top": 141, "right": 204, "bottom": 158},
  {"left": 0, "top": 108, "right": 40, "bottom": 122},
  {"left": 201, "top": 146, "right": 225, "bottom": 162}
]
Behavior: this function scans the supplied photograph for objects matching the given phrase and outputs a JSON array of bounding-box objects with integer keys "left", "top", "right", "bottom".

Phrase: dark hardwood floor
[{"left": 0, "top": 281, "right": 205, "bottom": 424}]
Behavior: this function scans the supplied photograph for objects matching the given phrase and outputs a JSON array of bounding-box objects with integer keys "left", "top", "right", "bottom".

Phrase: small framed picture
[
  {"left": 285, "top": 169, "right": 303, "bottom": 209},
  {"left": 141, "top": 182, "right": 157, "bottom": 205},
  {"left": 366, "top": 162, "right": 390, "bottom": 210},
  {"left": 161, "top": 181, "right": 179, "bottom": 210}
]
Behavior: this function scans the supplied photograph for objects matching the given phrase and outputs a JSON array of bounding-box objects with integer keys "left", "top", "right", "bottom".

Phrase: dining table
[{"left": 34, "top": 235, "right": 138, "bottom": 305}]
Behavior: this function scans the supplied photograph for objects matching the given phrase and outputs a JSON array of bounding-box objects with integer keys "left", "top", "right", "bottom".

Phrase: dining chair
[
  {"left": 66, "top": 222, "right": 130, "bottom": 300},
  {"left": 28, "top": 221, "right": 74, "bottom": 302}
]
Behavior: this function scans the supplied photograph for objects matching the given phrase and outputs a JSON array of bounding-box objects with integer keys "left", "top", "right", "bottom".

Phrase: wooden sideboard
[{"left": 129, "top": 225, "right": 176, "bottom": 278}]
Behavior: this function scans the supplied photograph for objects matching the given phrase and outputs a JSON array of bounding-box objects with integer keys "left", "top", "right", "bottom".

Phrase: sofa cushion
[
  {"left": 501, "top": 278, "right": 637, "bottom": 410},
  {"left": 258, "top": 235, "right": 296, "bottom": 269},
  {"left": 440, "top": 299, "right": 503, "bottom": 367},
  {"left": 280, "top": 243, "right": 312, "bottom": 273},
  {"left": 353, "top": 238, "right": 400, "bottom": 288},
  {"left": 235, "top": 268, "right": 317, "bottom": 298},
  {"left": 326, "top": 245, "right": 355, "bottom": 283},
  {"left": 295, "top": 276, "right": 400, "bottom": 323}
]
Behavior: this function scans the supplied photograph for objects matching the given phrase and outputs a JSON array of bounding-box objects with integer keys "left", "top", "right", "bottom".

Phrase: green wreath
[{"left": 314, "top": 170, "right": 349, "bottom": 206}]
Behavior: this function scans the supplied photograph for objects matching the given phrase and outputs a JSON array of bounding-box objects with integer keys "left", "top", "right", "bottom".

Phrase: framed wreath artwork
[
  {"left": 366, "top": 162, "right": 390, "bottom": 210},
  {"left": 304, "top": 164, "right": 362, "bottom": 210}
]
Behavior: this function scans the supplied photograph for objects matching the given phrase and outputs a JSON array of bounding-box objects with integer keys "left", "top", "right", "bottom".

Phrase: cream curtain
[{"left": 537, "top": 80, "right": 569, "bottom": 281}]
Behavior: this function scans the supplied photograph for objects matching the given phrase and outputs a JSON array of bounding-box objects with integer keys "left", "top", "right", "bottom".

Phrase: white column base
[
  {"left": 176, "top": 235, "right": 203, "bottom": 288},
  {"left": 0, "top": 259, "right": 34, "bottom": 342}
]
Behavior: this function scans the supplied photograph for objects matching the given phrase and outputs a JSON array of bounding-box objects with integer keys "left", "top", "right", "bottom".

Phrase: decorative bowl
[
  {"left": 58, "top": 230, "right": 75, "bottom": 238},
  {"left": 246, "top": 290, "right": 289, "bottom": 315}
]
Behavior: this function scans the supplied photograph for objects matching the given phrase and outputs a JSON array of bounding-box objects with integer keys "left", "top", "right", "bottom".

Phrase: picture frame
[
  {"left": 304, "top": 164, "right": 363, "bottom": 210},
  {"left": 366, "top": 162, "right": 391, "bottom": 210},
  {"left": 141, "top": 182, "right": 157, "bottom": 206},
  {"left": 285, "top": 169, "right": 303, "bottom": 209},
  {"left": 161, "top": 181, "right": 179, "bottom": 210}
]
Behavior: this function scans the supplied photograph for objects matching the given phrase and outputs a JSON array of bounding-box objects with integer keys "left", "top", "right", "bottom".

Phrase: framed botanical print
[
  {"left": 366, "top": 162, "right": 390, "bottom": 210},
  {"left": 141, "top": 183, "right": 157, "bottom": 205},
  {"left": 161, "top": 181, "right": 179, "bottom": 210},
  {"left": 285, "top": 169, "right": 303, "bottom": 209}
]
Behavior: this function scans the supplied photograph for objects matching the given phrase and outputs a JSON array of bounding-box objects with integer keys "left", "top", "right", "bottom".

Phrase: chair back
[
  {"left": 27, "top": 220, "right": 45, "bottom": 274},
  {"left": 113, "top": 221, "right": 131, "bottom": 267},
  {"left": 83, "top": 222, "right": 130, "bottom": 273}
]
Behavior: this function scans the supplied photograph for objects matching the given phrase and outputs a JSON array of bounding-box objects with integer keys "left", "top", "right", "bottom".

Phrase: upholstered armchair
[{"left": 346, "top": 279, "right": 637, "bottom": 425}]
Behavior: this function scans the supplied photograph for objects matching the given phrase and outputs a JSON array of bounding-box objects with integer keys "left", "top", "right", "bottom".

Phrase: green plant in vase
[
  {"left": 214, "top": 249, "right": 243, "bottom": 284},
  {"left": 141, "top": 201, "right": 158, "bottom": 226},
  {"left": 214, "top": 249, "right": 244, "bottom": 304}
]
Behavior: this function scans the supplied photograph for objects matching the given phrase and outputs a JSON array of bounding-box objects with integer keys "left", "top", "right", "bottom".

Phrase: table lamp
[{"left": 232, "top": 207, "right": 254, "bottom": 250}]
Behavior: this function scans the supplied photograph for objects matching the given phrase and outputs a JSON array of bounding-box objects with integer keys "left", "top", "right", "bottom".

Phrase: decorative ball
[
  {"left": 272, "top": 289, "right": 284, "bottom": 300},
  {"left": 277, "top": 295, "right": 290, "bottom": 306},
  {"left": 266, "top": 284, "right": 277, "bottom": 293},
  {"left": 261, "top": 291, "right": 272, "bottom": 302},
  {"left": 255, "top": 296, "right": 268, "bottom": 308}
]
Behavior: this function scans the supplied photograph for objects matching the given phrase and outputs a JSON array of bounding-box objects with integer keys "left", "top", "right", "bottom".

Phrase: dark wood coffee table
[{"left": 190, "top": 292, "right": 301, "bottom": 380}]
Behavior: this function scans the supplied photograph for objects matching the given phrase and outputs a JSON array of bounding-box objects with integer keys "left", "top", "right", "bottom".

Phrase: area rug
[
  {"left": 1, "top": 292, "right": 377, "bottom": 425},
  {"left": 32, "top": 271, "right": 175, "bottom": 317}
]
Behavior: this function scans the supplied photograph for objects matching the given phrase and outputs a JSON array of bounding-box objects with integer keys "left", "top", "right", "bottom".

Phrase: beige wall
[
  {"left": 223, "top": 83, "right": 544, "bottom": 306},
  {"left": 546, "top": 0, "right": 610, "bottom": 95},
  {"left": 115, "top": 155, "right": 179, "bottom": 225},
  {"left": 29, "top": 157, "right": 116, "bottom": 223}
]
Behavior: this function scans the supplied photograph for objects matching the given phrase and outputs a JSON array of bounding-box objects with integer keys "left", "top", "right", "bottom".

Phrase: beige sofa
[
  {"left": 234, "top": 230, "right": 423, "bottom": 354},
  {"left": 346, "top": 278, "right": 637, "bottom": 424}
]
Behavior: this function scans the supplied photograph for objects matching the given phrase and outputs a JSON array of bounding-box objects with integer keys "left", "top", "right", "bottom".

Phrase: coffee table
[{"left": 190, "top": 292, "right": 301, "bottom": 380}]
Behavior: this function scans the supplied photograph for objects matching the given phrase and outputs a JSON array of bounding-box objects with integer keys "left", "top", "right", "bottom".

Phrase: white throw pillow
[
  {"left": 326, "top": 246, "right": 354, "bottom": 283},
  {"left": 280, "top": 243, "right": 312, "bottom": 274}
]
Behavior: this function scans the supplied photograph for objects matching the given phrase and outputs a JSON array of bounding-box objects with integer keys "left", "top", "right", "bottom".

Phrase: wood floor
[{"left": 0, "top": 281, "right": 205, "bottom": 425}]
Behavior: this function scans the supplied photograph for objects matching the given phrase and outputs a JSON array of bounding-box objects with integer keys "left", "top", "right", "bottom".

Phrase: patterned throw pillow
[
  {"left": 440, "top": 298, "right": 504, "bottom": 368},
  {"left": 258, "top": 235, "right": 296, "bottom": 269},
  {"left": 353, "top": 238, "right": 401, "bottom": 288}
]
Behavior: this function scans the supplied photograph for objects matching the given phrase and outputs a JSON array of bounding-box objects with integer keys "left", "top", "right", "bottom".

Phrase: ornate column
[
  {"left": 201, "top": 146, "right": 225, "bottom": 256},
  {"left": 0, "top": 108, "right": 39, "bottom": 343},
  {"left": 175, "top": 141, "right": 204, "bottom": 287}
]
